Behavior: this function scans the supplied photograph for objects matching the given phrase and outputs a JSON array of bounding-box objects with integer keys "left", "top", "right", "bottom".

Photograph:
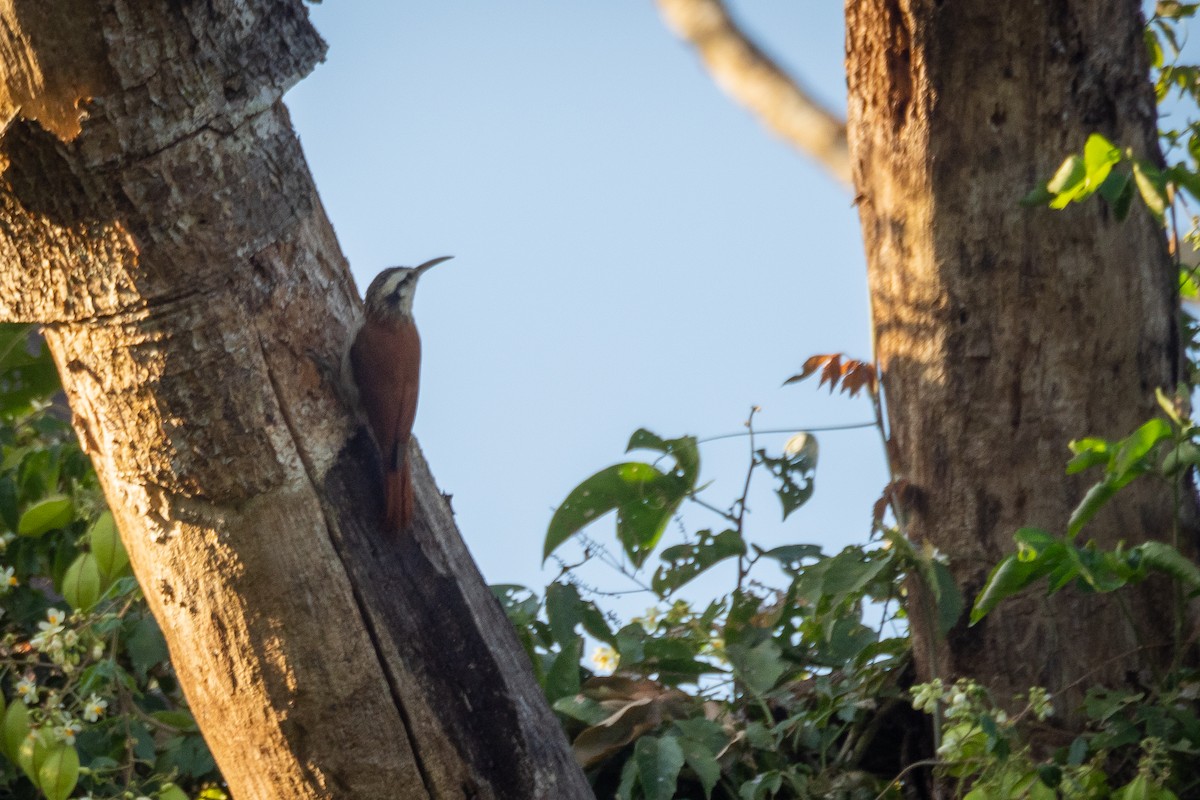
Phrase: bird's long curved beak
[{"left": 414, "top": 255, "right": 454, "bottom": 275}]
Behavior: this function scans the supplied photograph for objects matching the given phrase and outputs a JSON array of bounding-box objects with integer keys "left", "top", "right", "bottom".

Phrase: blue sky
[{"left": 285, "top": 4, "right": 888, "bottom": 603}]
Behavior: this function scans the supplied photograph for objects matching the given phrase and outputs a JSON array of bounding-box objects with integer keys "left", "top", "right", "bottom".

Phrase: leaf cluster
[
  {"left": 0, "top": 325, "right": 225, "bottom": 800},
  {"left": 507, "top": 406, "right": 940, "bottom": 799}
]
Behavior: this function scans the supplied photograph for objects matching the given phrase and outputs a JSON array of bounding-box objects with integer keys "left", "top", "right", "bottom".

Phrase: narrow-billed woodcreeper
[{"left": 351, "top": 256, "right": 452, "bottom": 530}]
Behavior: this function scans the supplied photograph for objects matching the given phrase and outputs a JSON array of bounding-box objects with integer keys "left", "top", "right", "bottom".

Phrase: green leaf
[
  {"left": 545, "top": 582, "right": 584, "bottom": 645},
  {"left": 579, "top": 601, "right": 615, "bottom": 645},
  {"left": 757, "top": 445, "right": 817, "bottom": 520},
  {"left": 553, "top": 694, "right": 611, "bottom": 726},
  {"left": 1139, "top": 540, "right": 1200, "bottom": 589},
  {"left": 37, "top": 743, "right": 79, "bottom": 800},
  {"left": 62, "top": 552, "right": 103, "bottom": 611},
  {"left": 157, "top": 734, "right": 216, "bottom": 779},
  {"left": 971, "top": 534, "right": 1061, "bottom": 624},
  {"left": 18, "top": 448, "right": 58, "bottom": 502},
  {"left": 150, "top": 710, "right": 200, "bottom": 732},
  {"left": 634, "top": 735, "right": 685, "bottom": 800},
  {"left": 726, "top": 639, "right": 786, "bottom": 695},
  {"left": 544, "top": 637, "right": 583, "bottom": 702},
  {"left": 545, "top": 460, "right": 690, "bottom": 567},
  {"left": 1065, "top": 449, "right": 1111, "bottom": 475},
  {"left": 1098, "top": 171, "right": 1135, "bottom": 220},
  {"left": 1110, "top": 170, "right": 1136, "bottom": 220},
  {"left": 1066, "top": 437, "right": 1111, "bottom": 474},
  {"left": 1162, "top": 440, "right": 1200, "bottom": 476},
  {"left": 627, "top": 429, "right": 700, "bottom": 486},
  {"left": 158, "top": 784, "right": 190, "bottom": 800},
  {"left": 816, "top": 617, "right": 879, "bottom": 665},
  {"left": 673, "top": 718, "right": 727, "bottom": 755},
  {"left": 930, "top": 560, "right": 964, "bottom": 635},
  {"left": 817, "top": 548, "right": 891, "bottom": 601},
  {"left": 491, "top": 584, "right": 540, "bottom": 625},
  {"left": 17, "top": 495, "right": 73, "bottom": 537},
  {"left": 1182, "top": 267, "right": 1200, "bottom": 302},
  {"left": 88, "top": 512, "right": 130, "bottom": 580},
  {"left": 0, "top": 477, "right": 17, "bottom": 533},
  {"left": 1021, "top": 182, "right": 1054, "bottom": 207},
  {"left": 125, "top": 616, "right": 170, "bottom": 678},
  {"left": 17, "top": 729, "right": 49, "bottom": 783},
  {"left": 1133, "top": 159, "right": 1168, "bottom": 218},
  {"left": 1068, "top": 482, "right": 1118, "bottom": 538},
  {"left": 1113, "top": 418, "right": 1171, "bottom": 480},
  {"left": 1146, "top": 27, "right": 1164, "bottom": 68},
  {"left": 1114, "top": 774, "right": 1152, "bottom": 800},
  {"left": 1067, "top": 736, "right": 1088, "bottom": 765},
  {"left": 677, "top": 735, "right": 721, "bottom": 799},
  {"left": 2, "top": 700, "right": 30, "bottom": 762},
  {"left": 615, "top": 623, "right": 646, "bottom": 664},
  {"left": 0, "top": 325, "right": 61, "bottom": 418},
  {"left": 1046, "top": 154, "right": 1087, "bottom": 200},
  {"left": 652, "top": 529, "right": 745, "bottom": 597},
  {"left": 740, "top": 771, "right": 783, "bottom": 800},
  {"left": 1168, "top": 162, "right": 1200, "bottom": 203},
  {"left": 1082, "top": 133, "right": 1121, "bottom": 188},
  {"left": 617, "top": 754, "right": 639, "bottom": 800},
  {"left": 757, "top": 543, "right": 823, "bottom": 574},
  {"left": 641, "top": 638, "right": 715, "bottom": 682}
]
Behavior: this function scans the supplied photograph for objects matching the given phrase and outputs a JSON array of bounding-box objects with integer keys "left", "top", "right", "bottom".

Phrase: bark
[
  {"left": 845, "top": 0, "right": 1192, "bottom": 718},
  {"left": 656, "top": 0, "right": 851, "bottom": 185},
  {"left": 0, "top": 1, "right": 591, "bottom": 798}
]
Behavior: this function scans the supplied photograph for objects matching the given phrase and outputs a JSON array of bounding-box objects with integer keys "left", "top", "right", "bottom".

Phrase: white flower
[
  {"left": 31, "top": 608, "right": 67, "bottom": 654},
  {"left": 15, "top": 676, "right": 37, "bottom": 703},
  {"left": 83, "top": 694, "right": 108, "bottom": 722},
  {"left": 783, "top": 432, "right": 819, "bottom": 461},
  {"left": 590, "top": 645, "right": 619, "bottom": 674},
  {"left": 54, "top": 719, "right": 81, "bottom": 745},
  {"left": 0, "top": 566, "right": 16, "bottom": 590},
  {"left": 634, "top": 606, "right": 660, "bottom": 634}
]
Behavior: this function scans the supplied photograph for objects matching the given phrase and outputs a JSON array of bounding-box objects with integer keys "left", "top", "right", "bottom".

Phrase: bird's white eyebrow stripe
[{"left": 379, "top": 270, "right": 409, "bottom": 298}]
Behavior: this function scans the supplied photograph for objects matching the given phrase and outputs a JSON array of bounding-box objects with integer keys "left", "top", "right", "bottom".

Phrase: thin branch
[
  {"left": 656, "top": 0, "right": 851, "bottom": 185},
  {"left": 734, "top": 406, "right": 759, "bottom": 590},
  {"left": 697, "top": 421, "right": 876, "bottom": 445}
]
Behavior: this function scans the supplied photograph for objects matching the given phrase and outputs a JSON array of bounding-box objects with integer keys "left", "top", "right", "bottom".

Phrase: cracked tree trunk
[
  {"left": 0, "top": 1, "right": 591, "bottom": 798},
  {"left": 846, "top": 0, "right": 1193, "bottom": 724}
]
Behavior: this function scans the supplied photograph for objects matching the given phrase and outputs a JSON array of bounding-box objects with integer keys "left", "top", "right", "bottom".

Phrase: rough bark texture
[
  {"left": 846, "top": 0, "right": 1191, "bottom": 717},
  {"left": 0, "top": 1, "right": 592, "bottom": 798},
  {"left": 657, "top": 0, "right": 851, "bottom": 184}
]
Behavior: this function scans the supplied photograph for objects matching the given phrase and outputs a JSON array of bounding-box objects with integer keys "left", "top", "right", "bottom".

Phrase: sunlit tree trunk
[
  {"left": 846, "top": 0, "right": 1191, "bottom": 722},
  {"left": 0, "top": 2, "right": 590, "bottom": 797}
]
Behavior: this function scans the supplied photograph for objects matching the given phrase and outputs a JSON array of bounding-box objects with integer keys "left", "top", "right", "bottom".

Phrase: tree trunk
[
  {"left": 845, "top": 0, "right": 1189, "bottom": 717},
  {"left": 0, "top": 2, "right": 591, "bottom": 798}
]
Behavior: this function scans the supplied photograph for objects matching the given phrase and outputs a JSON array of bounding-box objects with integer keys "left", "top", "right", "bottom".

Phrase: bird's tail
[{"left": 385, "top": 461, "right": 415, "bottom": 531}]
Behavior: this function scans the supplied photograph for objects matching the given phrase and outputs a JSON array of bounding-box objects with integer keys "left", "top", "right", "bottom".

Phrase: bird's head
[{"left": 363, "top": 256, "right": 453, "bottom": 321}]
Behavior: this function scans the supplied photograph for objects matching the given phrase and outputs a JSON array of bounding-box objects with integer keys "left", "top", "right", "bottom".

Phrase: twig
[
  {"left": 697, "top": 421, "right": 876, "bottom": 445},
  {"left": 655, "top": 0, "right": 851, "bottom": 184},
  {"left": 735, "top": 407, "right": 760, "bottom": 590}
]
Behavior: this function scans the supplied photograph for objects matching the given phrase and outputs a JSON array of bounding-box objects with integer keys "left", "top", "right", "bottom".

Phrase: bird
[{"left": 350, "top": 256, "right": 452, "bottom": 530}]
